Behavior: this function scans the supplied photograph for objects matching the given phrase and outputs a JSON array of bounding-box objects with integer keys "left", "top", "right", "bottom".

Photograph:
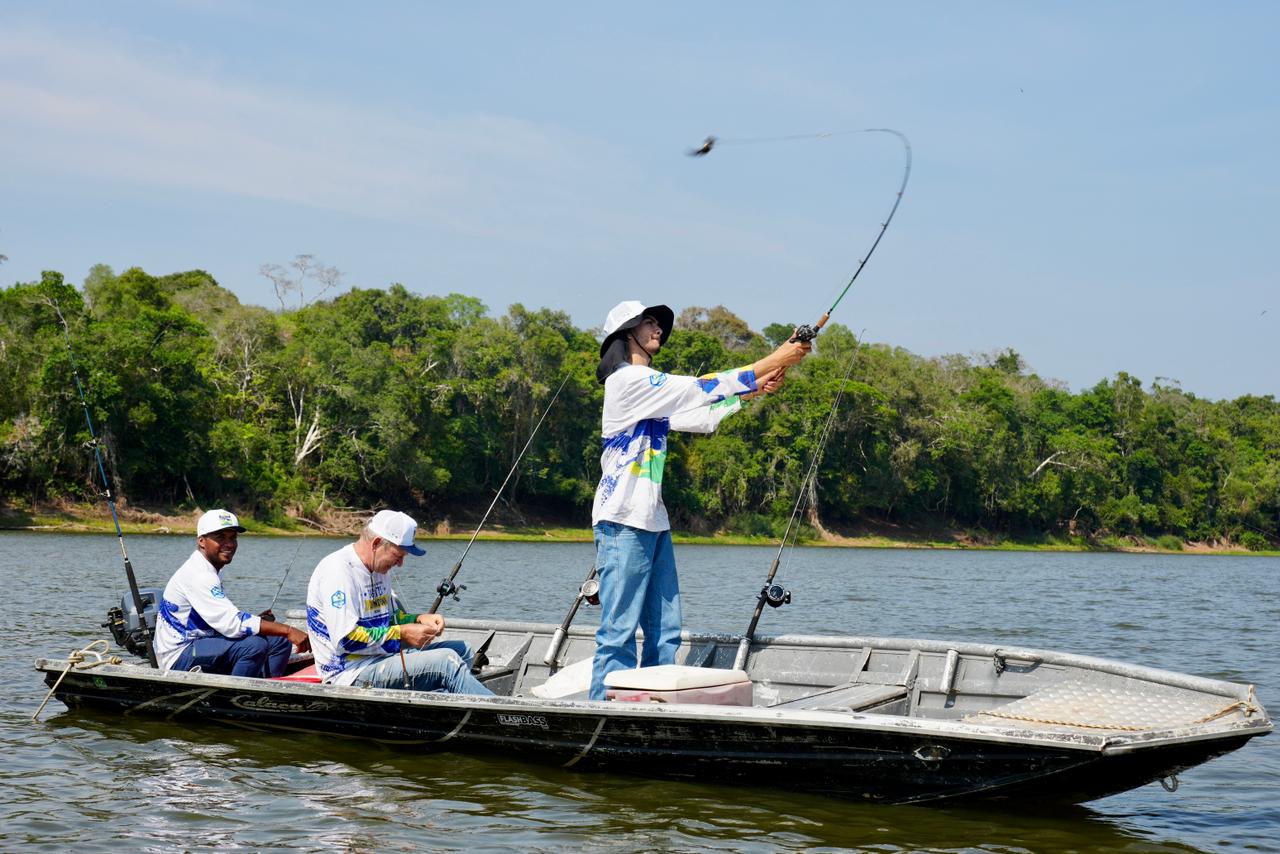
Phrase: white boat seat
[{"left": 604, "top": 665, "right": 749, "bottom": 691}]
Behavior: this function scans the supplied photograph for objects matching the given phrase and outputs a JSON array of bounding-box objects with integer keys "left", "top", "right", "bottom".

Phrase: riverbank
[{"left": 3, "top": 499, "right": 1272, "bottom": 555}]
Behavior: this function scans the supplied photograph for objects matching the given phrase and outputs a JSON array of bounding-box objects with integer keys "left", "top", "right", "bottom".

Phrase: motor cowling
[{"left": 102, "top": 588, "right": 161, "bottom": 659}]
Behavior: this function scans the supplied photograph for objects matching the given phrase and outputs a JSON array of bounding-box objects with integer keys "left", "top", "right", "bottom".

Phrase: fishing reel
[
  {"left": 789, "top": 324, "right": 820, "bottom": 343},
  {"left": 580, "top": 577, "right": 600, "bottom": 606},
  {"left": 103, "top": 588, "right": 161, "bottom": 659},
  {"left": 436, "top": 578, "right": 467, "bottom": 602},
  {"left": 761, "top": 583, "right": 792, "bottom": 608}
]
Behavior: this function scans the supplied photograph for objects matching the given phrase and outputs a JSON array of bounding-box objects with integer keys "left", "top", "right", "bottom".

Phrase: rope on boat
[{"left": 32, "top": 640, "right": 122, "bottom": 722}]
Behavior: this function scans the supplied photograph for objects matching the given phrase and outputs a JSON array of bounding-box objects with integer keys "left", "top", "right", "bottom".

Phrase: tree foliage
[{"left": 2, "top": 267, "right": 1277, "bottom": 547}]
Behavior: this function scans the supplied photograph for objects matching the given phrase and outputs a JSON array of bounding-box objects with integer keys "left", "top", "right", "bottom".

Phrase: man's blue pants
[{"left": 174, "top": 634, "right": 293, "bottom": 678}]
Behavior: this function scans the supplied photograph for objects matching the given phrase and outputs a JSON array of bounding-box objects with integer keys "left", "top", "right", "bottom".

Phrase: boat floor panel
[{"left": 966, "top": 679, "right": 1248, "bottom": 732}]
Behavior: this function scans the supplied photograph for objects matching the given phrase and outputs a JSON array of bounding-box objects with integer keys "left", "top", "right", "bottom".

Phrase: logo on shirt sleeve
[
  {"left": 331, "top": 590, "right": 347, "bottom": 609},
  {"left": 210, "top": 586, "right": 226, "bottom": 598},
  {"left": 648, "top": 372, "right": 667, "bottom": 387}
]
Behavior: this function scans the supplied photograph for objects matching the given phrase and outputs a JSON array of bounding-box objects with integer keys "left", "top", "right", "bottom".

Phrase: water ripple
[{"left": 2, "top": 533, "right": 1277, "bottom": 852}]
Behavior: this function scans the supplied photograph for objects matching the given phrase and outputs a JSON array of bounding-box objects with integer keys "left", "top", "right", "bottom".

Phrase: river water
[{"left": 3, "top": 531, "right": 1277, "bottom": 852}]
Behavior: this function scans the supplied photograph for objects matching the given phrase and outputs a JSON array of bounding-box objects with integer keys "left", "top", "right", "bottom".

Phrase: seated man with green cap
[
  {"left": 155, "top": 508, "right": 310, "bottom": 678},
  {"left": 589, "top": 300, "right": 811, "bottom": 700}
]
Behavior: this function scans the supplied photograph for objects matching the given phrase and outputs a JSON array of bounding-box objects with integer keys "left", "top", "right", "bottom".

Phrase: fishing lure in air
[{"left": 687, "top": 128, "right": 912, "bottom": 342}]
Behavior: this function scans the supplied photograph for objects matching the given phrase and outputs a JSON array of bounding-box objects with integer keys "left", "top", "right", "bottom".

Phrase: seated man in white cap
[
  {"left": 589, "top": 300, "right": 811, "bottom": 701},
  {"left": 305, "top": 509, "right": 493, "bottom": 695},
  {"left": 155, "top": 508, "right": 310, "bottom": 677}
]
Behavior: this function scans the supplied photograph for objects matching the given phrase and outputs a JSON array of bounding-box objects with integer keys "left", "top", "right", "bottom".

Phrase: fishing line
[
  {"left": 688, "top": 128, "right": 912, "bottom": 341},
  {"left": 689, "top": 129, "right": 907, "bottom": 668},
  {"left": 48, "top": 298, "right": 159, "bottom": 668},
  {"left": 429, "top": 373, "right": 572, "bottom": 614}
]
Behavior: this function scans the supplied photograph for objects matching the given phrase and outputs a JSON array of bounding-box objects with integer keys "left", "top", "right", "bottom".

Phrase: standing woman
[{"left": 589, "top": 300, "right": 811, "bottom": 700}]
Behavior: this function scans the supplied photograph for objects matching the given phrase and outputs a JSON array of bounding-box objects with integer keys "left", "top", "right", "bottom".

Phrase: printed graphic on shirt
[
  {"left": 600, "top": 418, "right": 669, "bottom": 498},
  {"left": 160, "top": 596, "right": 214, "bottom": 640},
  {"left": 629, "top": 446, "right": 665, "bottom": 483},
  {"left": 306, "top": 605, "right": 330, "bottom": 641},
  {"left": 695, "top": 369, "right": 754, "bottom": 399},
  {"left": 709, "top": 396, "right": 739, "bottom": 413}
]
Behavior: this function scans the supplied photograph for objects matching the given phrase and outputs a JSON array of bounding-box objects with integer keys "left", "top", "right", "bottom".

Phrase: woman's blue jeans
[{"left": 589, "top": 521, "right": 681, "bottom": 701}]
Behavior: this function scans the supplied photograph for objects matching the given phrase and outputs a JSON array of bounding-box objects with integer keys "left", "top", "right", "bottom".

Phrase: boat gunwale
[{"left": 425, "top": 615, "right": 1261, "bottom": 703}]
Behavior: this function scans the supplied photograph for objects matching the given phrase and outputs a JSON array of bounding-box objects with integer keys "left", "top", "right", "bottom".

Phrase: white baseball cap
[
  {"left": 196, "top": 508, "right": 247, "bottom": 536},
  {"left": 368, "top": 509, "right": 426, "bottom": 556}
]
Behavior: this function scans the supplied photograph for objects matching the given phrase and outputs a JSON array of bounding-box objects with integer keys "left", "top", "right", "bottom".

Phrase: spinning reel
[
  {"left": 761, "top": 583, "right": 792, "bottom": 608},
  {"left": 436, "top": 578, "right": 467, "bottom": 603}
]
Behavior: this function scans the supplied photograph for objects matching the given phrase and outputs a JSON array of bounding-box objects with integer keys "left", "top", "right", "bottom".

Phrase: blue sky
[{"left": 2, "top": 2, "right": 1276, "bottom": 400}]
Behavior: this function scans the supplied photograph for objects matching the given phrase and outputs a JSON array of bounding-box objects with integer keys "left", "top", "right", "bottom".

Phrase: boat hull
[{"left": 36, "top": 638, "right": 1267, "bottom": 806}]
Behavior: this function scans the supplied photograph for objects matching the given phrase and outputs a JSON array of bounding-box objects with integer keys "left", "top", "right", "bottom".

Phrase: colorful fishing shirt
[
  {"left": 154, "top": 550, "right": 261, "bottom": 671},
  {"left": 591, "top": 364, "right": 757, "bottom": 532},
  {"left": 306, "top": 544, "right": 418, "bottom": 684}
]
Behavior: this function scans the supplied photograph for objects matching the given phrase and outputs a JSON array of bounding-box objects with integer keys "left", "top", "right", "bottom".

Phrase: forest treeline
[{"left": 1, "top": 266, "right": 1277, "bottom": 549}]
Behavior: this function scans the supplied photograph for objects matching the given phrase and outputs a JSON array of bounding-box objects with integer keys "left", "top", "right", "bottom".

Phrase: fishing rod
[
  {"left": 50, "top": 299, "right": 159, "bottom": 668},
  {"left": 542, "top": 563, "right": 599, "bottom": 666},
  {"left": 428, "top": 373, "right": 571, "bottom": 614},
  {"left": 689, "top": 128, "right": 912, "bottom": 344},
  {"left": 264, "top": 534, "right": 307, "bottom": 615},
  {"left": 732, "top": 345, "right": 861, "bottom": 672}
]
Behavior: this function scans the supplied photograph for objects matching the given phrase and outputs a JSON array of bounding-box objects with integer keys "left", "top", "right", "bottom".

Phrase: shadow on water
[{"left": 25, "top": 707, "right": 1211, "bottom": 854}]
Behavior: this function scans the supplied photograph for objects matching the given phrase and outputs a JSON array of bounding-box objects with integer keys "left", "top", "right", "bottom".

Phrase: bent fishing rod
[
  {"left": 689, "top": 128, "right": 912, "bottom": 344},
  {"left": 732, "top": 344, "right": 862, "bottom": 672},
  {"left": 50, "top": 299, "right": 159, "bottom": 668},
  {"left": 428, "top": 373, "right": 571, "bottom": 614}
]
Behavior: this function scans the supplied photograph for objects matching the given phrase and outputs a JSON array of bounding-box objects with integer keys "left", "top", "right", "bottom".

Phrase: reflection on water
[
  {"left": 3, "top": 533, "right": 1278, "bottom": 852},
  {"left": 29, "top": 708, "right": 1206, "bottom": 853}
]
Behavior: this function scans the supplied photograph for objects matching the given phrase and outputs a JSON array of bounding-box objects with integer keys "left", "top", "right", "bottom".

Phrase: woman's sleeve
[
  {"left": 607, "top": 366, "right": 758, "bottom": 427},
  {"left": 668, "top": 395, "right": 744, "bottom": 433}
]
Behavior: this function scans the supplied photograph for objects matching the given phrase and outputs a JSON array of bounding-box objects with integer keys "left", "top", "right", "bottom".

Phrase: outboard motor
[{"left": 103, "top": 588, "right": 162, "bottom": 659}]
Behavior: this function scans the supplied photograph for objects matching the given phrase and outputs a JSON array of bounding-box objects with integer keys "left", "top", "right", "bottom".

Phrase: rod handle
[
  {"left": 543, "top": 628, "right": 568, "bottom": 666},
  {"left": 731, "top": 636, "right": 752, "bottom": 672}
]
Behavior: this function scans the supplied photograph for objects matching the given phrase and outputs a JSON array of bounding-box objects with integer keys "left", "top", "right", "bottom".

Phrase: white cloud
[{"left": 0, "top": 22, "right": 828, "bottom": 296}]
